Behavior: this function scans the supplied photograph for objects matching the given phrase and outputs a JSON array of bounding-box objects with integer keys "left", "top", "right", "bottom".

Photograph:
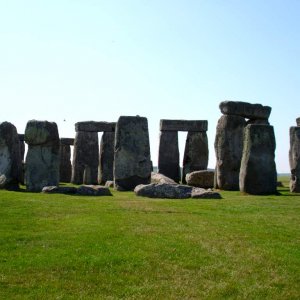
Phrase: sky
[{"left": 0, "top": 0, "right": 299, "bottom": 172}]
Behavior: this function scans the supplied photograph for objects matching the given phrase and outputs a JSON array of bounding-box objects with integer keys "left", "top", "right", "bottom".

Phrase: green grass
[{"left": 0, "top": 177, "right": 299, "bottom": 299}]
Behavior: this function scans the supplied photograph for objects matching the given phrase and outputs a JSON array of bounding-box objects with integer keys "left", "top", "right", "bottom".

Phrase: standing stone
[
  {"left": 296, "top": 117, "right": 300, "bottom": 127},
  {"left": 18, "top": 134, "right": 25, "bottom": 161},
  {"left": 182, "top": 131, "right": 208, "bottom": 183},
  {"left": 239, "top": 125, "right": 277, "bottom": 195},
  {"left": 114, "top": 116, "right": 152, "bottom": 191},
  {"left": 25, "top": 120, "right": 60, "bottom": 192},
  {"left": 0, "top": 122, "right": 22, "bottom": 189},
  {"left": 98, "top": 131, "right": 115, "bottom": 184},
  {"left": 158, "top": 131, "right": 180, "bottom": 182},
  {"left": 71, "top": 131, "right": 99, "bottom": 185},
  {"left": 60, "top": 144, "right": 72, "bottom": 182},
  {"left": 289, "top": 126, "right": 300, "bottom": 192},
  {"left": 214, "top": 115, "right": 246, "bottom": 190}
]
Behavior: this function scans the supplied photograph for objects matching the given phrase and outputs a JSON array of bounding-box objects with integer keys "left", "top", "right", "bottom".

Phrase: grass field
[{"left": 0, "top": 176, "right": 299, "bottom": 299}]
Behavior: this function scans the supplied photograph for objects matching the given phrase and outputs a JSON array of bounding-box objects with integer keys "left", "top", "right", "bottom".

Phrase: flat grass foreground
[{"left": 0, "top": 177, "right": 299, "bottom": 299}]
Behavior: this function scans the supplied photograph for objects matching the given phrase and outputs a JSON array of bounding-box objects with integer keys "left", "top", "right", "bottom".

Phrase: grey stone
[
  {"left": 77, "top": 185, "right": 112, "bottom": 196},
  {"left": 42, "top": 186, "right": 77, "bottom": 194},
  {"left": 0, "top": 122, "right": 23, "bottom": 189},
  {"left": 289, "top": 126, "right": 300, "bottom": 192},
  {"left": 75, "top": 121, "right": 116, "bottom": 132},
  {"left": 60, "top": 138, "right": 74, "bottom": 145},
  {"left": 114, "top": 116, "right": 152, "bottom": 191},
  {"left": 239, "top": 125, "right": 277, "bottom": 195},
  {"left": 246, "top": 119, "right": 270, "bottom": 125},
  {"left": 25, "top": 120, "right": 60, "bottom": 192},
  {"left": 105, "top": 180, "right": 114, "bottom": 188},
  {"left": 160, "top": 119, "right": 208, "bottom": 132},
  {"left": 151, "top": 172, "right": 177, "bottom": 184},
  {"left": 134, "top": 183, "right": 192, "bottom": 199},
  {"left": 191, "top": 188, "right": 222, "bottom": 199},
  {"left": 60, "top": 144, "right": 72, "bottom": 182},
  {"left": 98, "top": 131, "right": 115, "bottom": 184},
  {"left": 220, "top": 101, "right": 271, "bottom": 120},
  {"left": 158, "top": 131, "right": 180, "bottom": 182},
  {"left": 182, "top": 131, "right": 208, "bottom": 183},
  {"left": 186, "top": 170, "right": 214, "bottom": 188},
  {"left": 214, "top": 115, "right": 246, "bottom": 190},
  {"left": 71, "top": 131, "right": 99, "bottom": 185},
  {"left": 296, "top": 117, "right": 300, "bottom": 127}
]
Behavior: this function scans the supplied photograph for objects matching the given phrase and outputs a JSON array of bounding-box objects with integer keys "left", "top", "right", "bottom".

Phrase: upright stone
[
  {"left": 25, "top": 120, "right": 60, "bottom": 192},
  {"left": 114, "top": 116, "right": 152, "bottom": 191},
  {"left": 214, "top": 115, "right": 246, "bottom": 190},
  {"left": 182, "top": 131, "right": 208, "bottom": 183},
  {"left": 296, "top": 117, "right": 300, "bottom": 127},
  {"left": 18, "top": 134, "right": 25, "bottom": 161},
  {"left": 158, "top": 131, "right": 180, "bottom": 182},
  {"left": 98, "top": 131, "right": 115, "bottom": 184},
  {"left": 239, "top": 125, "right": 277, "bottom": 195},
  {"left": 289, "top": 126, "right": 300, "bottom": 192},
  {"left": 0, "top": 122, "right": 22, "bottom": 189},
  {"left": 60, "top": 144, "right": 72, "bottom": 183},
  {"left": 71, "top": 131, "right": 99, "bottom": 185}
]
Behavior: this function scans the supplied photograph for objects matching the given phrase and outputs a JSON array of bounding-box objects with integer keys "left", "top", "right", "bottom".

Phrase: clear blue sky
[{"left": 1, "top": 0, "right": 299, "bottom": 172}]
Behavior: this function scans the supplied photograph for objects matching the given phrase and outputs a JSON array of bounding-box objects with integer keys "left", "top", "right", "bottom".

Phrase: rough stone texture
[
  {"left": 105, "top": 180, "right": 114, "bottom": 188},
  {"left": 158, "top": 131, "right": 180, "bottom": 182},
  {"left": 0, "top": 122, "right": 22, "bottom": 189},
  {"left": 186, "top": 170, "right": 214, "bottom": 188},
  {"left": 191, "top": 188, "right": 222, "bottom": 199},
  {"left": 25, "top": 120, "right": 60, "bottom": 192},
  {"left": 71, "top": 131, "right": 99, "bottom": 185},
  {"left": 98, "top": 131, "right": 115, "bottom": 184},
  {"left": 114, "top": 116, "right": 152, "bottom": 191},
  {"left": 60, "top": 138, "right": 74, "bottom": 145},
  {"left": 59, "top": 144, "right": 72, "bottom": 182},
  {"left": 75, "top": 121, "right": 116, "bottom": 132},
  {"left": 289, "top": 126, "right": 300, "bottom": 192},
  {"left": 296, "top": 117, "right": 300, "bottom": 127},
  {"left": 246, "top": 119, "right": 270, "bottom": 125},
  {"left": 134, "top": 183, "right": 192, "bottom": 199},
  {"left": 151, "top": 172, "right": 177, "bottom": 184},
  {"left": 77, "top": 185, "right": 112, "bottom": 196},
  {"left": 42, "top": 186, "right": 77, "bottom": 194},
  {"left": 220, "top": 101, "right": 271, "bottom": 120},
  {"left": 160, "top": 119, "right": 208, "bottom": 132},
  {"left": 239, "top": 125, "right": 277, "bottom": 195},
  {"left": 214, "top": 115, "right": 246, "bottom": 190},
  {"left": 182, "top": 131, "right": 208, "bottom": 183}
]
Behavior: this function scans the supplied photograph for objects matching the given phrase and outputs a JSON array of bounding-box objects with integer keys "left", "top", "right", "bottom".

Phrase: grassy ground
[{"left": 0, "top": 177, "right": 299, "bottom": 299}]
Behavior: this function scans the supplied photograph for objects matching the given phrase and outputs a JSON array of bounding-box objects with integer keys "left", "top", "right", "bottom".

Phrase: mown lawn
[{"left": 0, "top": 177, "right": 299, "bottom": 299}]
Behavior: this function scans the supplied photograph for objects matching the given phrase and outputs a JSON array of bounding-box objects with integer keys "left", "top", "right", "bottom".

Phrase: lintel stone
[
  {"left": 160, "top": 119, "right": 208, "bottom": 132},
  {"left": 296, "top": 117, "right": 300, "bottom": 127},
  {"left": 60, "top": 138, "right": 74, "bottom": 145},
  {"left": 75, "top": 121, "right": 116, "bottom": 132}
]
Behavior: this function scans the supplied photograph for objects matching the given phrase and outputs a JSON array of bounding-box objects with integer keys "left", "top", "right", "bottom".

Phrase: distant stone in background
[
  {"left": 105, "top": 180, "right": 114, "bottom": 188},
  {"left": 289, "top": 126, "right": 300, "bottom": 192},
  {"left": 60, "top": 144, "right": 72, "bottom": 182},
  {"left": 296, "top": 117, "right": 300, "bottom": 127},
  {"left": 98, "top": 131, "right": 115, "bottom": 184},
  {"left": 182, "top": 131, "right": 208, "bottom": 183},
  {"left": 160, "top": 119, "right": 208, "bottom": 132},
  {"left": 18, "top": 134, "right": 25, "bottom": 161},
  {"left": 0, "top": 122, "right": 22, "bottom": 190},
  {"left": 186, "top": 170, "right": 214, "bottom": 188},
  {"left": 158, "top": 131, "right": 180, "bottom": 182},
  {"left": 114, "top": 116, "right": 152, "bottom": 191},
  {"left": 151, "top": 172, "right": 177, "bottom": 184},
  {"left": 25, "top": 120, "right": 60, "bottom": 192},
  {"left": 214, "top": 115, "right": 246, "bottom": 190},
  {"left": 72, "top": 131, "right": 99, "bottom": 185},
  {"left": 239, "top": 125, "right": 277, "bottom": 195}
]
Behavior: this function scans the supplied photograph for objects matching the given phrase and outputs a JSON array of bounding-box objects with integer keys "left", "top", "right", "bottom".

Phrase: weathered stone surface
[
  {"left": 105, "top": 180, "right": 114, "bottom": 188},
  {"left": 289, "top": 126, "right": 300, "bottom": 192},
  {"left": 296, "top": 117, "right": 300, "bottom": 127},
  {"left": 60, "top": 144, "right": 72, "bottom": 182},
  {"left": 114, "top": 116, "right": 152, "bottom": 191},
  {"left": 0, "top": 122, "right": 23, "bottom": 189},
  {"left": 158, "top": 131, "right": 180, "bottom": 182},
  {"left": 75, "top": 121, "right": 116, "bottom": 132},
  {"left": 134, "top": 183, "right": 192, "bottom": 199},
  {"left": 239, "top": 125, "right": 277, "bottom": 195},
  {"left": 160, "top": 119, "right": 208, "bottom": 132},
  {"left": 214, "top": 115, "right": 246, "bottom": 190},
  {"left": 186, "top": 170, "right": 214, "bottom": 188},
  {"left": 182, "top": 131, "right": 208, "bottom": 183},
  {"left": 220, "top": 101, "right": 271, "bottom": 120},
  {"left": 25, "top": 120, "right": 60, "bottom": 192},
  {"left": 77, "top": 185, "right": 112, "bottom": 196},
  {"left": 246, "top": 119, "right": 270, "bottom": 125},
  {"left": 71, "top": 131, "right": 99, "bottom": 185},
  {"left": 98, "top": 132, "right": 115, "bottom": 184},
  {"left": 18, "top": 134, "right": 25, "bottom": 142},
  {"left": 60, "top": 138, "right": 74, "bottom": 145},
  {"left": 151, "top": 172, "right": 177, "bottom": 184},
  {"left": 191, "top": 188, "right": 222, "bottom": 199},
  {"left": 42, "top": 186, "right": 77, "bottom": 194}
]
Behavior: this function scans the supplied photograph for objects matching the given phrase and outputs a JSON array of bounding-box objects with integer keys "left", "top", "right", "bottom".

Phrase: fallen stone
[
  {"left": 186, "top": 170, "right": 214, "bottom": 188},
  {"left": 75, "top": 121, "right": 116, "bottom": 132},
  {"left": 191, "top": 188, "right": 222, "bottom": 199},
  {"left": 134, "top": 183, "right": 192, "bottom": 199},
  {"left": 77, "top": 185, "right": 112, "bottom": 196},
  {"left": 42, "top": 186, "right": 77, "bottom": 194},
  {"left": 219, "top": 101, "right": 271, "bottom": 120},
  {"left": 151, "top": 172, "right": 177, "bottom": 184},
  {"left": 105, "top": 180, "right": 114, "bottom": 188},
  {"left": 289, "top": 126, "right": 300, "bottom": 192},
  {"left": 160, "top": 119, "right": 208, "bottom": 132}
]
